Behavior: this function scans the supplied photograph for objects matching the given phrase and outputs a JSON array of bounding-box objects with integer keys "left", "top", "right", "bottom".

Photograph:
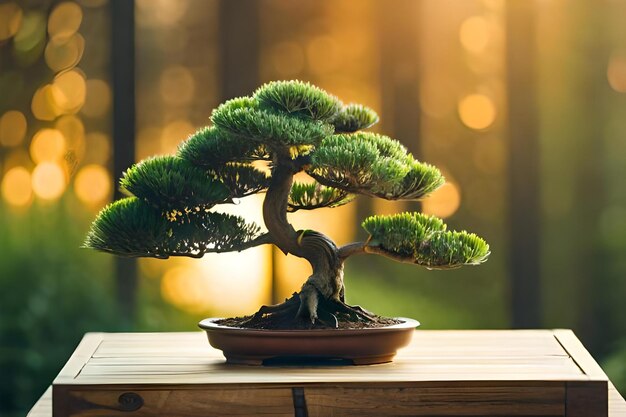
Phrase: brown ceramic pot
[{"left": 198, "top": 317, "right": 419, "bottom": 365}]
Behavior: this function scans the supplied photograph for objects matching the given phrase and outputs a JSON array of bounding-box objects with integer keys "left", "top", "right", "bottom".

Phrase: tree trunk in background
[
  {"left": 111, "top": 0, "right": 137, "bottom": 326},
  {"left": 218, "top": 1, "right": 260, "bottom": 100},
  {"left": 568, "top": 1, "right": 608, "bottom": 355},
  {"left": 506, "top": 1, "right": 542, "bottom": 328},
  {"left": 377, "top": 0, "right": 422, "bottom": 216}
]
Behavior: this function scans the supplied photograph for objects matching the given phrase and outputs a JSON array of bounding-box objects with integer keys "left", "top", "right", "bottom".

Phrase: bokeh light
[
  {"left": 56, "top": 115, "right": 85, "bottom": 163},
  {"left": 52, "top": 69, "right": 87, "bottom": 114},
  {"left": 13, "top": 11, "right": 45, "bottom": 53},
  {"left": 1, "top": 166, "right": 32, "bottom": 207},
  {"left": 160, "top": 120, "right": 195, "bottom": 154},
  {"left": 459, "top": 16, "right": 489, "bottom": 54},
  {"left": 83, "top": 132, "right": 111, "bottom": 164},
  {"left": 136, "top": 0, "right": 189, "bottom": 27},
  {"left": 458, "top": 93, "right": 496, "bottom": 130},
  {"left": 159, "top": 66, "right": 195, "bottom": 106},
  {"left": 31, "top": 84, "right": 62, "bottom": 121},
  {"left": 0, "top": 2, "right": 22, "bottom": 41},
  {"left": 82, "top": 79, "right": 112, "bottom": 117},
  {"left": 307, "top": 36, "right": 339, "bottom": 74},
  {"left": 270, "top": 42, "right": 305, "bottom": 77},
  {"left": 0, "top": 110, "right": 27, "bottom": 147},
  {"left": 607, "top": 53, "right": 626, "bottom": 93},
  {"left": 47, "top": 2, "right": 83, "bottom": 40},
  {"left": 44, "top": 33, "right": 85, "bottom": 72},
  {"left": 74, "top": 164, "right": 111, "bottom": 206},
  {"left": 421, "top": 181, "right": 461, "bottom": 219},
  {"left": 31, "top": 162, "right": 67, "bottom": 201},
  {"left": 29, "top": 129, "right": 66, "bottom": 164}
]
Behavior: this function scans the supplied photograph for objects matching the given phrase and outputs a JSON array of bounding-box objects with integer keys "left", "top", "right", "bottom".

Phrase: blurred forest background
[{"left": 1, "top": 0, "right": 626, "bottom": 415}]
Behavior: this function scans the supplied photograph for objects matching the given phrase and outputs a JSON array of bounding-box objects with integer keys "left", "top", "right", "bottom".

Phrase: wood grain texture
[
  {"left": 44, "top": 330, "right": 619, "bottom": 417},
  {"left": 306, "top": 385, "right": 565, "bottom": 416}
]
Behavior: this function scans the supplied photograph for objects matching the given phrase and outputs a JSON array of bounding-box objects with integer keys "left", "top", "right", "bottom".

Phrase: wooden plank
[
  {"left": 55, "top": 330, "right": 586, "bottom": 386},
  {"left": 566, "top": 381, "right": 608, "bottom": 417},
  {"left": 27, "top": 386, "right": 52, "bottom": 417},
  {"left": 61, "top": 388, "right": 293, "bottom": 417},
  {"left": 306, "top": 385, "right": 565, "bottom": 416},
  {"left": 54, "top": 333, "right": 104, "bottom": 384},
  {"left": 610, "top": 382, "right": 626, "bottom": 417},
  {"left": 554, "top": 329, "right": 609, "bottom": 380}
]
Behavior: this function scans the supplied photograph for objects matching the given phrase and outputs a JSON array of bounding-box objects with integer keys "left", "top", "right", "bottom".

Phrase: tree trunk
[{"left": 262, "top": 158, "right": 344, "bottom": 322}]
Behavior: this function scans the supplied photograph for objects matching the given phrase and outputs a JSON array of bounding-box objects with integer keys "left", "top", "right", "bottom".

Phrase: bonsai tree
[{"left": 84, "top": 80, "right": 489, "bottom": 329}]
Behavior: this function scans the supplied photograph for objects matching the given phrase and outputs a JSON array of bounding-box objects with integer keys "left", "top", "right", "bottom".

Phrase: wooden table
[{"left": 27, "top": 330, "right": 626, "bottom": 416}]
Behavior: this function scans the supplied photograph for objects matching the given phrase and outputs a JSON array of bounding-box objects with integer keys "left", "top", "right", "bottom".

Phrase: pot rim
[{"left": 198, "top": 317, "right": 420, "bottom": 336}]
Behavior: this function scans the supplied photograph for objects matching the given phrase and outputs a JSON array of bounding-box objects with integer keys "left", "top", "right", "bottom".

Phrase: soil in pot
[{"left": 215, "top": 293, "right": 401, "bottom": 330}]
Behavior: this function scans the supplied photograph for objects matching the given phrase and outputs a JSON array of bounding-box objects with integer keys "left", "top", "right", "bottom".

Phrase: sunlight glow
[
  {"left": 74, "top": 164, "right": 110, "bottom": 206},
  {"left": 422, "top": 181, "right": 461, "bottom": 219},
  {"left": 0, "top": 2, "right": 22, "bottom": 41},
  {"left": 459, "top": 16, "right": 489, "bottom": 54},
  {"left": 47, "top": 2, "right": 82, "bottom": 40},
  {"left": 30, "top": 129, "right": 66, "bottom": 164},
  {"left": 607, "top": 53, "right": 626, "bottom": 93},
  {"left": 0, "top": 111, "right": 27, "bottom": 147},
  {"left": 1, "top": 167, "right": 32, "bottom": 207},
  {"left": 458, "top": 94, "right": 496, "bottom": 130},
  {"left": 32, "top": 162, "right": 66, "bottom": 200}
]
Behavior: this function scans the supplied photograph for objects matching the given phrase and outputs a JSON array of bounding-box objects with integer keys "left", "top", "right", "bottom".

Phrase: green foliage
[
  {"left": 287, "top": 181, "right": 355, "bottom": 212},
  {"left": 178, "top": 126, "right": 270, "bottom": 166},
  {"left": 309, "top": 132, "right": 444, "bottom": 200},
  {"left": 363, "top": 212, "right": 446, "bottom": 257},
  {"left": 333, "top": 104, "right": 379, "bottom": 133},
  {"left": 419, "top": 231, "right": 491, "bottom": 268},
  {"left": 362, "top": 212, "right": 489, "bottom": 268},
  {"left": 212, "top": 96, "right": 335, "bottom": 148},
  {"left": 120, "top": 156, "right": 230, "bottom": 209},
  {"left": 254, "top": 80, "right": 343, "bottom": 121},
  {"left": 83, "top": 197, "right": 261, "bottom": 258},
  {"left": 212, "top": 163, "right": 269, "bottom": 198}
]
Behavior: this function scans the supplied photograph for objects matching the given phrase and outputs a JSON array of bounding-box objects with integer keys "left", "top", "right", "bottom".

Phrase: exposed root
[{"left": 216, "top": 291, "right": 400, "bottom": 330}]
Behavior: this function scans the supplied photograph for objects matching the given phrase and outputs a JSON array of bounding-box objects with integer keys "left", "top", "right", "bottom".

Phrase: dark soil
[{"left": 216, "top": 293, "right": 401, "bottom": 330}]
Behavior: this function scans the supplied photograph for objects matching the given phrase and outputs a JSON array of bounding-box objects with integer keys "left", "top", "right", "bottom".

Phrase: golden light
[
  {"left": 32, "top": 162, "right": 67, "bottom": 201},
  {"left": 83, "top": 132, "right": 111, "bottom": 164},
  {"left": 136, "top": 0, "right": 189, "bottom": 27},
  {"left": 607, "top": 53, "right": 626, "bottom": 93},
  {"left": 47, "top": 2, "right": 82, "bottom": 40},
  {"left": 44, "top": 32, "right": 85, "bottom": 72},
  {"left": 270, "top": 42, "right": 305, "bottom": 77},
  {"left": 420, "top": 77, "right": 453, "bottom": 119},
  {"left": 172, "top": 194, "right": 272, "bottom": 314},
  {"left": 29, "top": 129, "right": 66, "bottom": 164},
  {"left": 52, "top": 70, "right": 87, "bottom": 114},
  {"left": 274, "top": 202, "right": 356, "bottom": 300},
  {"left": 307, "top": 36, "right": 339, "bottom": 74},
  {"left": 0, "top": 110, "right": 27, "bottom": 147},
  {"left": 422, "top": 182, "right": 461, "bottom": 219},
  {"left": 1, "top": 166, "right": 32, "bottom": 207},
  {"left": 0, "top": 2, "right": 22, "bottom": 41},
  {"left": 55, "top": 115, "right": 85, "bottom": 159},
  {"left": 459, "top": 16, "right": 489, "bottom": 54},
  {"left": 161, "top": 120, "right": 195, "bottom": 154},
  {"left": 458, "top": 94, "right": 496, "bottom": 130},
  {"left": 74, "top": 164, "right": 111, "bottom": 206},
  {"left": 82, "top": 79, "right": 111, "bottom": 117},
  {"left": 161, "top": 265, "right": 211, "bottom": 314},
  {"left": 159, "top": 66, "right": 195, "bottom": 106},
  {"left": 136, "top": 127, "right": 162, "bottom": 161},
  {"left": 31, "top": 84, "right": 62, "bottom": 121}
]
